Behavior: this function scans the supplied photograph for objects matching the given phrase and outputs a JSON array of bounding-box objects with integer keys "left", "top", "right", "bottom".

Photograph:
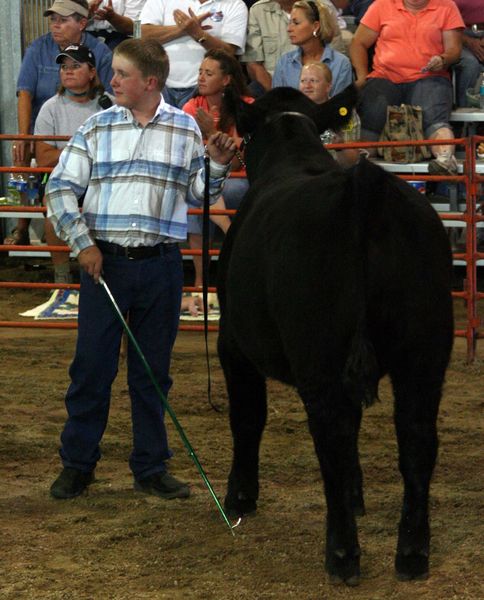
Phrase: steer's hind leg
[
  {"left": 300, "top": 383, "right": 362, "bottom": 586},
  {"left": 391, "top": 375, "right": 443, "bottom": 581},
  {"left": 219, "top": 339, "right": 267, "bottom": 517}
]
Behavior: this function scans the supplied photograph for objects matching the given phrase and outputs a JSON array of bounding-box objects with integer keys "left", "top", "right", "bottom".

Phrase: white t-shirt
[{"left": 140, "top": 0, "right": 248, "bottom": 88}]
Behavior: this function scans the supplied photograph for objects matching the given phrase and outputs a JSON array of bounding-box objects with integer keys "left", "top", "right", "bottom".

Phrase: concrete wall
[
  {"left": 0, "top": 0, "right": 22, "bottom": 196},
  {"left": 0, "top": 1, "right": 50, "bottom": 183}
]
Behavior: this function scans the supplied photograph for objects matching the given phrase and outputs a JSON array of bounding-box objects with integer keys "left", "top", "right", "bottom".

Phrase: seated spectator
[
  {"left": 272, "top": 0, "right": 353, "bottom": 94},
  {"left": 6, "top": 0, "right": 113, "bottom": 246},
  {"left": 87, "top": 0, "right": 147, "bottom": 49},
  {"left": 318, "top": 0, "right": 347, "bottom": 53},
  {"left": 140, "top": 0, "right": 248, "bottom": 108},
  {"left": 343, "top": 0, "right": 373, "bottom": 24},
  {"left": 350, "top": 0, "right": 464, "bottom": 175},
  {"left": 453, "top": 0, "right": 484, "bottom": 108},
  {"left": 183, "top": 49, "right": 254, "bottom": 289},
  {"left": 299, "top": 62, "right": 360, "bottom": 167},
  {"left": 242, "top": 0, "right": 346, "bottom": 96},
  {"left": 34, "top": 45, "right": 114, "bottom": 284},
  {"left": 331, "top": 0, "right": 354, "bottom": 53}
]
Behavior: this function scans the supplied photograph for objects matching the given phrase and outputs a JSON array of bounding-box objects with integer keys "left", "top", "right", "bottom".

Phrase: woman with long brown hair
[{"left": 183, "top": 49, "right": 254, "bottom": 292}]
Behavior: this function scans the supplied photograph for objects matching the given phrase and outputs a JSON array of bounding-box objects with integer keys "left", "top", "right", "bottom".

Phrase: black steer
[{"left": 217, "top": 86, "right": 454, "bottom": 585}]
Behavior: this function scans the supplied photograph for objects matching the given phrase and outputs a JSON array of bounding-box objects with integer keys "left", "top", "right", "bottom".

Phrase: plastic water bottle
[
  {"left": 27, "top": 176, "right": 38, "bottom": 205},
  {"left": 480, "top": 73, "right": 484, "bottom": 109},
  {"left": 133, "top": 13, "right": 141, "bottom": 38},
  {"left": 6, "top": 173, "right": 20, "bottom": 205},
  {"left": 27, "top": 158, "right": 39, "bottom": 205},
  {"left": 17, "top": 173, "right": 27, "bottom": 201}
]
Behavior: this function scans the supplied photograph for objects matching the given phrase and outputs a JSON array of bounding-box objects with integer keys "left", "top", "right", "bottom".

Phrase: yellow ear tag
[{"left": 339, "top": 107, "right": 348, "bottom": 116}]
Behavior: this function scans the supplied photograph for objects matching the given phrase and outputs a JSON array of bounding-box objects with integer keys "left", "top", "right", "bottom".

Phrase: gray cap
[{"left": 44, "top": 0, "right": 89, "bottom": 18}]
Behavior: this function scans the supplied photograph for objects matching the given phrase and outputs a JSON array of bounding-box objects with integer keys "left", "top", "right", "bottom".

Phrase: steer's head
[{"left": 227, "top": 85, "right": 358, "bottom": 181}]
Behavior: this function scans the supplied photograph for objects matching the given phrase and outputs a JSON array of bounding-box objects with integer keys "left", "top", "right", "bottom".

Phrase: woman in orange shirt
[
  {"left": 350, "top": 0, "right": 464, "bottom": 175},
  {"left": 183, "top": 49, "right": 254, "bottom": 291}
]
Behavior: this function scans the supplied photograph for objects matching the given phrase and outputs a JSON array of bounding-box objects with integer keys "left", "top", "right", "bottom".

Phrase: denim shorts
[
  {"left": 359, "top": 76, "right": 453, "bottom": 140},
  {"left": 187, "top": 177, "right": 249, "bottom": 236},
  {"left": 162, "top": 86, "right": 197, "bottom": 109}
]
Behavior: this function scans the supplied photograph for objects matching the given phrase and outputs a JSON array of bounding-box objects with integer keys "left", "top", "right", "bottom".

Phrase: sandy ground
[{"left": 0, "top": 261, "right": 483, "bottom": 599}]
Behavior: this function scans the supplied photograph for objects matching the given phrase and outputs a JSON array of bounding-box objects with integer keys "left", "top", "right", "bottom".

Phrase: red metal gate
[{"left": 1, "top": 134, "right": 483, "bottom": 360}]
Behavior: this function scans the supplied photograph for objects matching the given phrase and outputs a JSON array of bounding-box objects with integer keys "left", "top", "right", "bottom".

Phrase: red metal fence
[{"left": 1, "top": 134, "right": 483, "bottom": 360}]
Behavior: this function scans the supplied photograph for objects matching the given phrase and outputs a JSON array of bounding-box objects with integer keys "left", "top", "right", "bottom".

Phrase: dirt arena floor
[{"left": 0, "top": 259, "right": 483, "bottom": 599}]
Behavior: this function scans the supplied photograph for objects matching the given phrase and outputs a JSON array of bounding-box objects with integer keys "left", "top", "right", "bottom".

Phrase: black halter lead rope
[{"left": 202, "top": 153, "right": 218, "bottom": 411}]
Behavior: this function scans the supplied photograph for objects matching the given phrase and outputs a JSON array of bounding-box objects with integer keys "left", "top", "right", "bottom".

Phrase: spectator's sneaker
[
  {"left": 50, "top": 467, "right": 94, "bottom": 499},
  {"left": 465, "top": 88, "right": 480, "bottom": 108},
  {"left": 428, "top": 155, "right": 458, "bottom": 176},
  {"left": 134, "top": 472, "right": 190, "bottom": 499}
]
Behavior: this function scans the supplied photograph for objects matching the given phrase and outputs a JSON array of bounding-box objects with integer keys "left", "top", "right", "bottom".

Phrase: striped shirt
[{"left": 46, "top": 98, "right": 230, "bottom": 256}]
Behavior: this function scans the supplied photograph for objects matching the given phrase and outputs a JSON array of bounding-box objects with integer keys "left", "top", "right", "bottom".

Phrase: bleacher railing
[{"left": 1, "top": 134, "right": 483, "bottom": 361}]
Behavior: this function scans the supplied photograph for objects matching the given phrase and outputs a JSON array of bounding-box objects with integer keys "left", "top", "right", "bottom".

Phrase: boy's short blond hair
[{"left": 114, "top": 39, "right": 170, "bottom": 91}]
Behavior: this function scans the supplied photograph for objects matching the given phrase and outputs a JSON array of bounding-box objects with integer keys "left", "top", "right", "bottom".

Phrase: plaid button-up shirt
[{"left": 46, "top": 98, "right": 230, "bottom": 256}]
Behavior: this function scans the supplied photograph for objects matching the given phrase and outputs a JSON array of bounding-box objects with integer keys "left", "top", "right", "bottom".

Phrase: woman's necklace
[{"left": 65, "top": 89, "right": 89, "bottom": 98}]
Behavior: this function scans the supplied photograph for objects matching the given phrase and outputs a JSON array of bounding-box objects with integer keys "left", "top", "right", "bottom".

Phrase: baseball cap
[
  {"left": 56, "top": 44, "right": 96, "bottom": 67},
  {"left": 44, "top": 0, "right": 89, "bottom": 18}
]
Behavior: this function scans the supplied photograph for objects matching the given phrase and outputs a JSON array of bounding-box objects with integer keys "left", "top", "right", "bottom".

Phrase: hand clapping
[{"left": 173, "top": 8, "right": 212, "bottom": 38}]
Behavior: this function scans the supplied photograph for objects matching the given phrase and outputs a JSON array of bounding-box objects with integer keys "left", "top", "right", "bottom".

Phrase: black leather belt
[{"left": 96, "top": 239, "right": 173, "bottom": 260}]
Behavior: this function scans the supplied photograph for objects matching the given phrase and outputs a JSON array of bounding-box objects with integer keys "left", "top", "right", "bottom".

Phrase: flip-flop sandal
[{"left": 4, "top": 227, "right": 30, "bottom": 246}]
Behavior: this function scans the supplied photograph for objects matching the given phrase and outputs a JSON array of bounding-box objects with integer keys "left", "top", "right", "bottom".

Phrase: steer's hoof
[
  {"left": 224, "top": 493, "right": 257, "bottom": 518},
  {"left": 326, "top": 549, "right": 361, "bottom": 587},
  {"left": 328, "top": 573, "right": 360, "bottom": 587},
  {"left": 395, "top": 551, "right": 429, "bottom": 581}
]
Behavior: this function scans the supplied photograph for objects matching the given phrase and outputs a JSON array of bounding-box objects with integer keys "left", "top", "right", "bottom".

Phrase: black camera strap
[{"left": 202, "top": 154, "right": 214, "bottom": 408}]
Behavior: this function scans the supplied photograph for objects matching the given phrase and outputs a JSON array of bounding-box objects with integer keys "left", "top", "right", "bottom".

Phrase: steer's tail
[
  {"left": 342, "top": 158, "right": 382, "bottom": 408},
  {"left": 343, "top": 321, "right": 379, "bottom": 408}
]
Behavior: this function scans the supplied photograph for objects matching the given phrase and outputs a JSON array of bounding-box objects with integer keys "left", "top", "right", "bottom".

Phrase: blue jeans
[
  {"left": 453, "top": 45, "right": 483, "bottom": 107},
  {"left": 187, "top": 177, "right": 249, "bottom": 236},
  {"left": 162, "top": 86, "right": 197, "bottom": 109},
  {"left": 359, "top": 76, "right": 453, "bottom": 140},
  {"left": 59, "top": 245, "right": 183, "bottom": 479},
  {"left": 88, "top": 29, "right": 129, "bottom": 51}
]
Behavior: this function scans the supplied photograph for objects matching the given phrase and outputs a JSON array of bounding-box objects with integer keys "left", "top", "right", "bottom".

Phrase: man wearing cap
[
  {"left": 46, "top": 38, "right": 236, "bottom": 500},
  {"left": 14, "top": 0, "right": 113, "bottom": 165},
  {"left": 6, "top": 0, "right": 114, "bottom": 247},
  {"left": 140, "top": 0, "right": 248, "bottom": 108}
]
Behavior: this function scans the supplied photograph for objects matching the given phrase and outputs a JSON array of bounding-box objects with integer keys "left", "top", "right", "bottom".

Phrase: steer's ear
[{"left": 312, "top": 84, "right": 359, "bottom": 134}]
